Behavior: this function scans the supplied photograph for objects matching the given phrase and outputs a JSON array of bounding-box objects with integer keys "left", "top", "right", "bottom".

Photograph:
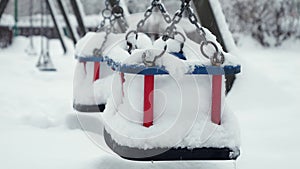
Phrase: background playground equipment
[{"left": 36, "top": 0, "right": 56, "bottom": 72}]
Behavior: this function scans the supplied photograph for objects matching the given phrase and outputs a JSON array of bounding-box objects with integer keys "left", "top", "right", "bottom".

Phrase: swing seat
[
  {"left": 73, "top": 30, "right": 153, "bottom": 113},
  {"left": 73, "top": 59, "right": 107, "bottom": 113},
  {"left": 73, "top": 32, "right": 124, "bottom": 113},
  {"left": 102, "top": 52, "right": 241, "bottom": 161},
  {"left": 37, "top": 62, "right": 57, "bottom": 72},
  {"left": 73, "top": 61, "right": 112, "bottom": 113},
  {"left": 39, "top": 67, "right": 57, "bottom": 72}
]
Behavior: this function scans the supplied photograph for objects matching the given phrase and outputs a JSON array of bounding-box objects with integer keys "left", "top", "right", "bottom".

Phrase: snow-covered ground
[
  {"left": 227, "top": 37, "right": 300, "bottom": 169},
  {"left": 0, "top": 36, "right": 299, "bottom": 169}
]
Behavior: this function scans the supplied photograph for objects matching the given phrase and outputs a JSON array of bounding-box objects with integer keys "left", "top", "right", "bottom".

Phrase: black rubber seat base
[
  {"left": 73, "top": 103, "right": 105, "bottom": 112},
  {"left": 104, "top": 129, "right": 240, "bottom": 161}
]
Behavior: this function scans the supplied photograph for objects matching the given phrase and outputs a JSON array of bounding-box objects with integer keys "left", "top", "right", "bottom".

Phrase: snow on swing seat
[
  {"left": 73, "top": 31, "right": 153, "bottom": 112},
  {"left": 99, "top": 28, "right": 241, "bottom": 161},
  {"left": 72, "top": 12, "right": 160, "bottom": 112}
]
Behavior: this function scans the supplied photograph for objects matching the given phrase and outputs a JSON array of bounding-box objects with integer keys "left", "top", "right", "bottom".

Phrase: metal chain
[
  {"left": 111, "top": 0, "right": 129, "bottom": 32},
  {"left": 126, "top": 0, "right": 171, "bottom": 55},
  {"left": 136, "top": 0, "right": 171, "bottom": 31},
  {"left": 163, "top": 0, "right": 224, "bottom": 66},
  {"left": 94, "top": 0, "right": 127, "bottom": 57},
  {"left": 97, "top": 1, "right": 112, "bottom": 32},
  {"left": 93, "top": 27, "right": 111, "bottom": 57},
  {"left": 162, "top": 0, "right": 187, "bottom": 40}
]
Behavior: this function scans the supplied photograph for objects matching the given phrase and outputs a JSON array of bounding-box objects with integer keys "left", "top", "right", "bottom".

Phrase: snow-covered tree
[{"left": 222, "top": 0, "right": 300, "bottom": 46}]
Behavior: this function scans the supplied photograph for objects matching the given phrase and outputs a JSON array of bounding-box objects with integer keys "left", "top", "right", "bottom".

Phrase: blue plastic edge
[{"left": 75, "top": 55, "right": 241, "bottom": 75}]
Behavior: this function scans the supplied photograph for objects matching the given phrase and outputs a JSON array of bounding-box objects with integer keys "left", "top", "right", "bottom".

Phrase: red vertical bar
[
  {"left": 211, "top": 75, "right": 222, "bottom": 125},
  {"left": 143, "top": 75, "right": 154, "bottom": 127},
  {"left": 120, "top": 73, "right": 125, "bottom": 96},
  {"left": 93, "top": 62, "right": 100, "bottom": 81},
  {"left": 82, "top": 62, "right": 87, "bottom": 74}
]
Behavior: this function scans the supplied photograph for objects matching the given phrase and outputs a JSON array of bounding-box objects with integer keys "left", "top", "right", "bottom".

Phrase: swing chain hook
[
  {"left": 182, "top": 0, "right": 225, "bottom": 65},
  {"left": 125, "top": 30, "right": 138, "bottom": 54},
  {"left": 200, "top": 41, "right": 224, "bottom": 66},
  {"left": 142, "top": 45, "right": 167, "bottom": 67}
]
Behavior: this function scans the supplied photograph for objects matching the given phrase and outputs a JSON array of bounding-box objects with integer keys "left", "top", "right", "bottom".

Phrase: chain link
[
  {"left": 136, "top": 0, "right": 171, "bottom": 31},
  {"left": 97, "top": 1, "right": 112, "bottom": 31},
  {"left": 94, "top": 0, "right": 127, "bottom": 57},
  {"left": 126, "top": 0, "right": 171, "bottom": 54},
  {"left": 162, "top": 0, "right": 224, "bottom": 65},
  {"left": 93, "top": 26, "right": 112, "bottom": 57}
]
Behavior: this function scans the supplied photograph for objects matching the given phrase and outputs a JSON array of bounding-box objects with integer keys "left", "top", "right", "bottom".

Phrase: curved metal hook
[
  {"left": 200, "top": 41, "right": 225, "bottom": 66},
  {"left": 126, "top": 30, "right": 138, "bottom": 54},
  {"left": 142, "top": 45, "right": 167, "bottom": 67}
]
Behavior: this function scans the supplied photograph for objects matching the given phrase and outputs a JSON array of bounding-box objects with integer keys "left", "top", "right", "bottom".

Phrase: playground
[{"left": 0, "top": 0, "right": 300, "bottom": 169}]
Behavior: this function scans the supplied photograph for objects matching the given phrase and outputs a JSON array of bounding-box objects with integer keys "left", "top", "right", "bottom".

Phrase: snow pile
[
  {"left": 0, "top": 14, "right": 15, "bottom": 26},
  {"left": 73, "top": 62, "right": 96, "bottom": 105},
  {"left": 93, "top": 63, "right": 115, "bottom": 105},
  {"left": 75, "top": 32, "right": 126, "bottom": 57}
]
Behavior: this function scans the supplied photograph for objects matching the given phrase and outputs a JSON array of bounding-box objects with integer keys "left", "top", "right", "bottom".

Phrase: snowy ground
[
  {"left": 0, "top": 36, "right": 299, "bottom": 169},
  {"left": 227, "top": 37, "right": 300, "bottom": 169}
]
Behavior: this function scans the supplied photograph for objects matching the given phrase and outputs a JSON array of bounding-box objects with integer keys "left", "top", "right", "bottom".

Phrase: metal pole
[
  {"left": 13, "top": 0, "right": 18, "bottom": 36},
  {"left": 56, "top": 0, "right": 77, "bottom": 44},
  {"left": 29, "top": 0, "right": 34, "bottom": 52},
  {"left": 70, "top": 0, "right": 86, "bottom": 36},
  {"left": 0, "top": 0, "right": 10, "bottom": 19},
  {"left": 45, "top": 0, "right": 67, "bottom": 54}
]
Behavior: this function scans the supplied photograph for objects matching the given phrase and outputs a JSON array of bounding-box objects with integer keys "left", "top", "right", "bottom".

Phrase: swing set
[
  {"left": 0, "top": 0, "right": 88, "bottom": 71},
  {"left": 74, "top": 0, "right": 241, "bottom": 163}
]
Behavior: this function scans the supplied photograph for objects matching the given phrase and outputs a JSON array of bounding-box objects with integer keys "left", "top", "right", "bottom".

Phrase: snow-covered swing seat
[
  {"left": 73, "top": 0, "right": 173, "bottom": 113},
  {"left": 73, "top": 2, "right": 128, "bottom": 112},
  {"left": 102, "top": 0, "right": 241, "bottom": 161}
]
